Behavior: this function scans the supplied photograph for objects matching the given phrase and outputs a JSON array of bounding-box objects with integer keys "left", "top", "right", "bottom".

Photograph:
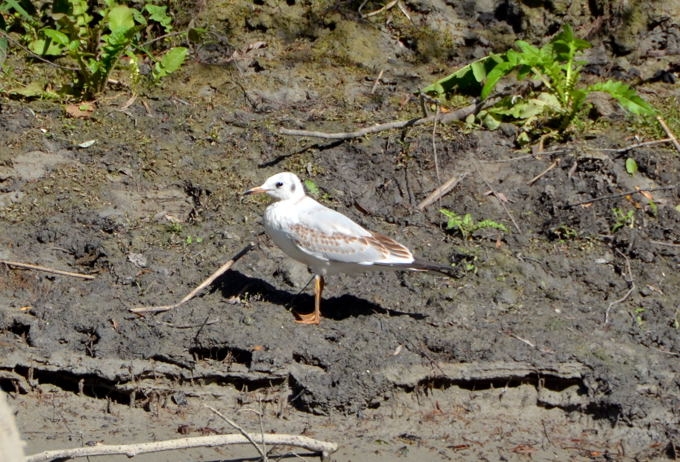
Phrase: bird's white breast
[{"left": 263, "top": 199, "right": 328, "bottom": 272}]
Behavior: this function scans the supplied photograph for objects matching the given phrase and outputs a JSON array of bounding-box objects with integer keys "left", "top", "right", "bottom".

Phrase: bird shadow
[{"left": 211, "top": 271, "right": 427, "bottom": 322}]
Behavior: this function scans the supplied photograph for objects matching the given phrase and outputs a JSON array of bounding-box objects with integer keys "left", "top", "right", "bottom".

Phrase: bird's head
[{"left": 243, "top": 172, "right": 306, "bottom": 201}]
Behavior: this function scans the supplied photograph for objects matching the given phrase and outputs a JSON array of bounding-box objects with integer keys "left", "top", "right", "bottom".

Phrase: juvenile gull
[{"left": 244, "top": 172, "right": 454, "bottom": 324}]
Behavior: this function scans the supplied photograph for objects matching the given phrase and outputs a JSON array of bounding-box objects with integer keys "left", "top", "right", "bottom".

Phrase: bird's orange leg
[{"left": 295, "top": 275, "right": 323, "bottom": 324}]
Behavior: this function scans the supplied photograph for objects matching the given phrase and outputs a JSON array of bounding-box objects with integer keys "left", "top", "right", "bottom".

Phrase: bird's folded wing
[{"left": 288, "top": 204, "right": 414, "bottom": 265}]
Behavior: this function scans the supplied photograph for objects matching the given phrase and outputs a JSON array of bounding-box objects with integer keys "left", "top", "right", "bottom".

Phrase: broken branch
[
  {"left": 0, "top": 260, "right": 95, "bottom": 280},
  {"left": 564, "top": 185, "right": 677, "bottom": 208},
  {"left": 130, "top": 242, "right": 256, "bottom": 314},
  {"left": 280, "top": 102, "right": 479, "bottom": 140},
  {"left": 25, "top": 432, "right": 338, "bottom": 462},
  {"left": 656, "top": 116, "right": 680, "bottom": 153},
  {"left": 207, "top": 406, "right": 268, "bottom": 461},
  {"left": 416, "top": 172, "right": 469, "bottom": 210}
]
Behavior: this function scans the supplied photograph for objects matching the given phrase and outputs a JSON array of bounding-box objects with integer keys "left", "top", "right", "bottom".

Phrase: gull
[{"left": 244, "top": 172, "right": 456, "bottom": 324}]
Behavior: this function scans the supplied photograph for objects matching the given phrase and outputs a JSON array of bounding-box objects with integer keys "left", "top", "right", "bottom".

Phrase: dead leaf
[
  {"left": 65, "top": 101, "right": 95, "bottom": 118},
  {"left": 120, "top": 94, "right": 137, "bottom": 110},
  {"left": 637, "top": 187, "right": 654, "bottom": 201}
]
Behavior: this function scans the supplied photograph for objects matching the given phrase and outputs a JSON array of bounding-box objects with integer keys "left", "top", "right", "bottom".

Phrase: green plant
[
  {"left": 549, "top": 224, "right": 579, "bottom": 241},
  {"left": 303, "top": 179, "right": 320, "bottom": 197},
  {"left": 4, "top": 0, "right": 188, "bottom": 99},
  {"left": 440, "top": 209, "right": 508, "bottom": 240},
  {"left": 303, "top": 179, "right": 332, "bottom": 200},
  {"left": 633, "top": 307, "right": 645, "bottom": 327},
  {"left": 421, "top": 24, "right": 656, "bottom": 144},
  {"left": 166, "top": 222, "right": 183, "bottom": 234},
  {"left": 184, "top": 235, "right": 203, "bottom": 245},
  {"left": 611, "top": 207, "right": 635, "bottom": 233},
  {"left": 646, "top": 199, "right": 658, "bottom": 217}
]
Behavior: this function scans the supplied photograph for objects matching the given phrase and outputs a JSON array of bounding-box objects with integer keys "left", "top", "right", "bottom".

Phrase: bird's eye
[{"left": 275, "top": 181, "right": 284, "bottom": 188}]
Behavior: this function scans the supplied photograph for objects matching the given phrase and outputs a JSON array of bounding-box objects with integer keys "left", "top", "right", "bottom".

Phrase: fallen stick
[
  {"left": 360, "top": 0, "right": 406, "bottom": 20},
  {"left": 0, "top": 260, "right": 95, "bottom": 280},
  {"left": 207, "top": 406, "right": 267, "bottom": 461},
  {"left": 280, "top": 102, "right": 479, "bottom": 140},
  {"left": 416, "top": 172, "right": 469, "bottom": 210},
  {"left": 594, "top": 137, "right": 672, "bottom": 153},
  {"left": 526, "top": 159, "right": 560, "bottom": 186},
  {"left": 25, "top": 432, "right": 338, "bottom": 462},
  {"left": 563, "top": 185, "right": 678, "bottom": 208},
  {"left": 604, "top": 250, "right": 635, "bottom": 326},
  {"left": 657, "top": 116, "right": 680, "bottom": 153},
  {"left": 130, "top": 242, "right": 256, "bottom": 314}
]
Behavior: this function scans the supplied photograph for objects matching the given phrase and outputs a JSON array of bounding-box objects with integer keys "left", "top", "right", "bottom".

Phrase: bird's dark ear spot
[{"left": 290, "top": 183, "right": 296, "bottom": 193}]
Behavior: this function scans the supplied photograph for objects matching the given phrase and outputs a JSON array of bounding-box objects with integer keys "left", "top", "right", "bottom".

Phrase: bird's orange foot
[{"left": 294, "top": 311, "right": 321, "bottom": 325}]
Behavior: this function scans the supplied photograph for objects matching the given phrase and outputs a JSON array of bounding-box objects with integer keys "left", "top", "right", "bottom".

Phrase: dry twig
[
  {"left": 25, "top": 433, "right": 338, "bottom": 462},
  {"left": 649, "top": 240, "right": 680, "bottom": 248},
  {"left": 371, "top": 69, "right": 384, "bottom": 94},
  {"left": 416, "top": 172, "right": 469, "bottom": 210},
  {"left": 526, "top": 159, "right": 560, "bottom": 186},
  {"left": 564, "top": 185, "right": 677, "bottom": 208},
  {"left": 480, "top": 150, "right": 565, "bottom": 163},
  {"left": 207, "top": 406, "right": 268, "bottom": 461},
  {"left": 359, "top": 0, "right": 411, "bottom": 21},
  {"left": 604, "top": 250, "right": 635, "bottom": 326},
  {"left": 656, "top": 116, "right": 680, "bottom": 153},
  {"left": 0, "top": 260, "right": 95, "bottom": 280},
  {"left": 279, "top": 102, "right": 479, "bottom": 140},
  {"left": 594, "top": 138, "right": 672, "bottom": 153},
  {"left": 431, "top": 104, "right": 441, "bottom": 187},
  {"left": 130, "top": 242, "right": 255, "bottom": 314}
]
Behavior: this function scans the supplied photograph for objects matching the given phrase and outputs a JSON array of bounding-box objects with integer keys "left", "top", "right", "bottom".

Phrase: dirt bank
[{"left": 1, "top": 1, "right": 679, "bottom": 460}]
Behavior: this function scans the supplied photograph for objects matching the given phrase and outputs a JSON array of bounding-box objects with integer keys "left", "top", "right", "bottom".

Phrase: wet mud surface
[{"left": 2, "top": 1, "right": 680, "bottom": 460}]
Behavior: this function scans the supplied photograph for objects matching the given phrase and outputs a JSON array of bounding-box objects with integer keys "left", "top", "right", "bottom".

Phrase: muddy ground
[{"left": 1, "top": 1, "right": 680, "bottom": 461}]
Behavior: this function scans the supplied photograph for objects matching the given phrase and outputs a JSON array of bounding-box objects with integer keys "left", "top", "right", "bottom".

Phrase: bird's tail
[{"left": 409, "top": 258, "right": 461, "bottom": 277}]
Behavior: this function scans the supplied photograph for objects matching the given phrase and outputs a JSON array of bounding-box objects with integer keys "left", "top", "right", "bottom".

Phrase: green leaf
[
  {"left": 478, "top": 111, "right": 501, "bottom": 130},
  {"left": 440, "top": 208, "right": 456, "bottom": 218},
  {"left": 420, "top": 55, "right": 503, "bottom": 99},
  {"left": 144, "top": 4, "right": 173, "bottom": 31},
  {"left": 303, "top": 179, "right": 320, "bottom": 197},
  {"left": 515, "top": 40, "right": 540, "bottom": 57},
  {"left": 3, "top": 0, "right": 34, "bottom": 21},
  {"left": 625, "top": 158, "right": 638, "bottom": 175},
  {"left": 588, "top": 80, "right": 657, "bottom": 116},
  {"left": 131, "top": 8, "right": 147, "bottom": 27},
  {"left": 42, "top": 29, "right": 71, "bottom": 46},
  {"left": 8, "top": 80, "right": 51, "bottom": 98},
  {"left": 480, "top": 60, "right": 516, "bottom": 99},
  {"left": 107, "top": 5, "right": 134, "bottom": 34},
  {"left": 28, "top": 38, "right": 64, "bottom": 56},
  {"left": 477, "top": 220, "right": 508, "bottom": 232},
  {"left": 160, "top": 47, "right": 187, "bottom": 73},
  {"left": 153, "top": 47, "right": 188, "bottom": 80},
  {"left": 470, "top": 60, "right": 488, "bottom": 82}
]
